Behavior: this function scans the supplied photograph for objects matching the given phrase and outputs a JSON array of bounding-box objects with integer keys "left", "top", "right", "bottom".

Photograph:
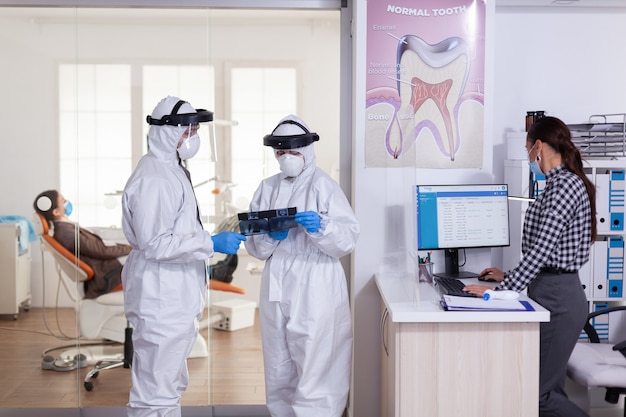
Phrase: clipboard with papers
[{"left": 440, "top": 295, "right": 535, "bottom": 312}]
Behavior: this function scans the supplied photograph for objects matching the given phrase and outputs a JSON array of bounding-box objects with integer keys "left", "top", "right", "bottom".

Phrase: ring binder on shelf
[
  {"left": 608, "top": 236, "right": 624, "bottom": 298},
  {"left": 596, "top": 169, "right": 625, "bottom": 233},
  {"left": 593, "top": 239, "right": 609, "bottom": 298}
]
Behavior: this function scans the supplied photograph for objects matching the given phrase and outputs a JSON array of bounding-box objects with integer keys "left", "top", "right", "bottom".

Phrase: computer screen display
[
  {"left": 416, "top": 183, "right": 510, "bottom": 250},
  {"left": 416, "top": 184, "right": 510, "bottom": 279}
]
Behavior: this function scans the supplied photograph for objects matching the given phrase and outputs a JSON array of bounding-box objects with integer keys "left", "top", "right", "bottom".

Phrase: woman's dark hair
[
  {"left": 33, "top": 190, "right": 60, "bottom": 224},
  {"left": 527, "top": 116, "right": 597, "bottom": 241}
]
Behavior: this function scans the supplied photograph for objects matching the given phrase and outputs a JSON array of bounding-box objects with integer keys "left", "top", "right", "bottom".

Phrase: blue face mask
[
  {"left": 527, "top": 143, "right": 543, "bottom": 176},
  {"left": 529, "top": 160, "right": 543, "bottom": 177},
  {"left": 64, "top": 200, "right": 73, "bottom": 217}
]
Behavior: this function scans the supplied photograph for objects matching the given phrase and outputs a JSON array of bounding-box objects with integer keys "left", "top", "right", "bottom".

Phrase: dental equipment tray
[{"left": 237, "top": 207, "right": 298, "bottom": 236}]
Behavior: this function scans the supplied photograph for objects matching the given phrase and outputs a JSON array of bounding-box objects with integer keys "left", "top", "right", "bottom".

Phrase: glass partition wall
[{"left": 0, "top": 5, "right": 340, "bottom": 413}]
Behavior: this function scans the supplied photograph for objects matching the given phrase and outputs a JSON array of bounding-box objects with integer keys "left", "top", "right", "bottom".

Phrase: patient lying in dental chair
[{"left": 34, "top": 189, "right": 131, "bottom": 299}]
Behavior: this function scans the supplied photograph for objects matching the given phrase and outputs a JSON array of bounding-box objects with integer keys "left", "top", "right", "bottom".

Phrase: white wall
[
  {"left": 492, "top": 6, "right": 626, "bottom": 179},
  {"left": 350, "top": 4, "right": 626, "bottom": 417}
]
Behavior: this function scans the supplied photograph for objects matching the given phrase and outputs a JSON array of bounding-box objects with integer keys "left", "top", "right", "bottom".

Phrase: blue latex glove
[
  {"left": 269, "top": 230, "right": 289, "bottom": 241},
  {"left": 212, "top": 231, "right": 246, "bottom": 254},
  {"left": 295, "top": 211, "right": 321, "bottom": 233}
]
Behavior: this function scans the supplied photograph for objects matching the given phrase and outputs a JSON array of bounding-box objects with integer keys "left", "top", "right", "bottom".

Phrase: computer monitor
[{"left": 416, "top": 183, "right": 510, "bottom": 279}]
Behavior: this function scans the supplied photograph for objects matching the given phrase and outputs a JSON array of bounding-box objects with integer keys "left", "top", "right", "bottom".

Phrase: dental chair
[
  {"left": 567, "top": 305, "right": 626, "bottom": 417},
  {"left": 34, "top": 212, "right": 131, "bottom": 390},
  {"left": 34, "top": 213, "right": 244, "bottom": 391}
]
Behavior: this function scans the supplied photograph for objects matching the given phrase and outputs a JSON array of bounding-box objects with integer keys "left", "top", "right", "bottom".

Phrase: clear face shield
[
  {"left": 179, "top": 122, "right": 217, "bottom": 162},
  {"left": 207, "top": 120, "right": 217, "bottom": 162},
  {"left": 177, "top": 124, "right": 201, "bottom": 160}
]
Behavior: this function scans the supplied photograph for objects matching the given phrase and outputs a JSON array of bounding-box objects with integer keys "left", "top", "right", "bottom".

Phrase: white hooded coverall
[
  {"left": 121, "top": 96, "right": 215, "bottom": 417},
  {"left": 245, "top": 142, "right": 360, "bottom": 417}
]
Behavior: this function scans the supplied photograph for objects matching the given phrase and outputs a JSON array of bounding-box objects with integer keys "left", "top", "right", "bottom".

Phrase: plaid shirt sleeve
[{"left": 498, "top": 166, "right": 592, "bottom": 293}]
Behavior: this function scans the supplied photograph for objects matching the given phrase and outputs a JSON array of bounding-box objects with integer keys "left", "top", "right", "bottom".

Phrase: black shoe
[{"left": 208, "top": 254, "right": 238, "bottom": 283}]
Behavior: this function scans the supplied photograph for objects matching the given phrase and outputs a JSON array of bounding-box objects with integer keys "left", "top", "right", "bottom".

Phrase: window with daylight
[
  {"left": 59, "top": 64, "right": 296, "bottom": 230},
  {"left": 59, "top": 64, "right": 132, "bottom": 227},
  {"left": 229, "top": 66, "right": 297, "bottom": 218},
  {"left": 59, "top": 64, "right": 216, "bottom": 228}
]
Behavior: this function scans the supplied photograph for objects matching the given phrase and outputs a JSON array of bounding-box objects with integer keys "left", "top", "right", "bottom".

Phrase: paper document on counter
[{"left": 441, "top": 295, "right": 535, "bottom": 311}]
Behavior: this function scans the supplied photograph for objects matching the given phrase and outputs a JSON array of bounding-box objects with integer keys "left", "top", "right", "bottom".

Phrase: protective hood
[{"left": 146, "top": 96, "right": 197, "bottom": 162}]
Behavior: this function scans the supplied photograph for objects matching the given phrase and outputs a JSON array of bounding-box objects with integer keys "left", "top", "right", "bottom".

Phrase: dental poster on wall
[{"left": 365, "top": 0, "right": 486, "bottom": 168}]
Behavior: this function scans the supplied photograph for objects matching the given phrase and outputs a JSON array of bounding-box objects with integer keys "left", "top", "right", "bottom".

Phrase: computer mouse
[{"left": 478, "top": 274, "right": 497, "bottom": 283}]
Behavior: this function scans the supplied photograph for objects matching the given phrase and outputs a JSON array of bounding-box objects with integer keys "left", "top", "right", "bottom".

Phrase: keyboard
[{"left": 434, "top": 277, "right": 477, "bottom": 298}]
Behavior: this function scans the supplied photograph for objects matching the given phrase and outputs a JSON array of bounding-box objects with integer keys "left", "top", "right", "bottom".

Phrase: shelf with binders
[
  {"left": 584, "top": 162, "right": 625, "bottom": 301},
  {"left": 579, "top": 161, "right": 626, "bottom": 341}
]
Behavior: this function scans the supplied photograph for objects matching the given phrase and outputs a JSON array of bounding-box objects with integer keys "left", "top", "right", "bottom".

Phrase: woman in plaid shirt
[{"left": 465, "top": 116, "right": 596, "bottom": 417}]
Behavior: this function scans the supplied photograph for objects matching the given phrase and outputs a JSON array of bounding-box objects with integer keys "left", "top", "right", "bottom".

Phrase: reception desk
[{"left": 376, "top": 274, "right": 550, "bottom": 417}]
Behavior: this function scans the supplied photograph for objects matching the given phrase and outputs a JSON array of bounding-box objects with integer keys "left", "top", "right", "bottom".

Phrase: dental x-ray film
[{"left": 238, "top": 207, "right": 298, "bottom": 236}]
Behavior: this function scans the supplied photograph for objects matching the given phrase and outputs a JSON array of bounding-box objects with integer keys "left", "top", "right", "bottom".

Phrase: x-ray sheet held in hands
[{"left": 238, "top": 207, "right": 298, "bottom": 236}]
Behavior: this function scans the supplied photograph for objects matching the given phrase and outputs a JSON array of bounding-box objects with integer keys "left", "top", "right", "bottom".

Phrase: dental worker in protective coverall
[
  {"left": 245, "top": 115, "right": 360, "bottom": 417},
  {"left": 121, "top": 96, "right": 246, "bottom": 417}
]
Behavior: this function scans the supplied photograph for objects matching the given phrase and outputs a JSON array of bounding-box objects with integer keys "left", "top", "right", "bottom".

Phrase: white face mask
[
  {"left": 278, "top": 153, "right": 305, "bottom": 177},
  {"left": 177, "top": 134, "right": 201, "bottom": 160}
]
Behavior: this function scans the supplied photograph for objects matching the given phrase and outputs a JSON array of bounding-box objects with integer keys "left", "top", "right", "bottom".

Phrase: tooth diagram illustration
[{"left": 390, "top": 35, "right": 470, "bottom": 161}]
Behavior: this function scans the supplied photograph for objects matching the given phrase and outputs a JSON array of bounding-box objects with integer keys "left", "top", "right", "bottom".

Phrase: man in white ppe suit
[
  {"left": 121, "top": 96, "right": 246, "bottom": 417},
  {"left": 245, "top": 115, "right": 360, "bottom": 417}
]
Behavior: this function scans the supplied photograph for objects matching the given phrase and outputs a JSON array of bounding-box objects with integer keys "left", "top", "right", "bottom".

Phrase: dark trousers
[{"left": 528, "top": 271, "right": 589, "bottom": 417}]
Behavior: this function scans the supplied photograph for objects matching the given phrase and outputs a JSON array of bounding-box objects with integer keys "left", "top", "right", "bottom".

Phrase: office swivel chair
[
  {"left": 34, "top": 213, "right": 244, "bottom": 391},
  {"left": 567, "top": 305, "right": 626, "bottom": 417}
]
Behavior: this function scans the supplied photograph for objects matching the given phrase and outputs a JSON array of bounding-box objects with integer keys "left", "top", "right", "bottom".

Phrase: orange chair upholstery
[
  {"left": 35, "top": 212, "right": 94, "bottom": 284},
  {"left": 210, "top": 279, "right": 245, "bottom": 294}
]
